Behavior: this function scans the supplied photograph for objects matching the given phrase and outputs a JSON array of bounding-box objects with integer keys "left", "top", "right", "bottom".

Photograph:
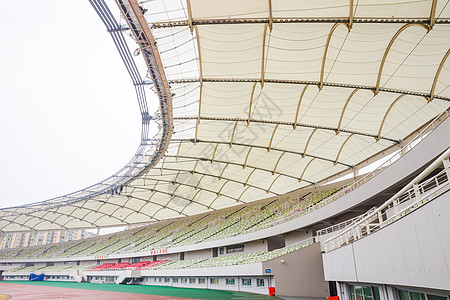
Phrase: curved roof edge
[{"left": 0, "top": 0, "right": 173, "bottom": 215}]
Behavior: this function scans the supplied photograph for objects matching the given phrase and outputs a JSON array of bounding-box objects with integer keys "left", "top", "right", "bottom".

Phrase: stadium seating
[{"left": 0, "top": 187, "right": 339, "bottom": 260}]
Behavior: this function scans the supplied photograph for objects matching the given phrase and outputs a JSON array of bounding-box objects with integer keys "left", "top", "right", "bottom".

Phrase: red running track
[{"left": 0, "top": 282, "right": 198, "bottom": 300}]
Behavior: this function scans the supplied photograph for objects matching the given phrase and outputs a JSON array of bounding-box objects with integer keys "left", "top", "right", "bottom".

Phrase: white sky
[{"left": 0, "top": 1, "right": 150, "bottom": 208}]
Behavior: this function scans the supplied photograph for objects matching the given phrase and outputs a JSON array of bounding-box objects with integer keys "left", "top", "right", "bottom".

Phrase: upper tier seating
[{"left": 0, "top": 186, "right": 340, "bottom": 260}]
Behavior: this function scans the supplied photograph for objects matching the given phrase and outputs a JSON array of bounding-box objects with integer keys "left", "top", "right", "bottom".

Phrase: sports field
[{"left": 0, "top": 281, "right": 281, "bottom": 299}]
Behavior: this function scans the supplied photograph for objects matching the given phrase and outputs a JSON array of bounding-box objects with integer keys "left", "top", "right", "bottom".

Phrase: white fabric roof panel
[{"left": 0, "top": 0, "right": 449, "bottom": 232}]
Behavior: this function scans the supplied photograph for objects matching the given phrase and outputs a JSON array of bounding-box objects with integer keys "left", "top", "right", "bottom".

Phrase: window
[
  {"left": 242, "top": 278, "right": 252, "bottom": 286},
  {"left": 226, "top": 244, "right": 244, "bottom": 254},
  {"left": 351, "top": 286, "right": 382, "bottom": 300},
  {"left": 158, "top": 277, "right": 162, "bottom": 282},
  {"left": 164, "top": 278, "right": 170, "bottom": 283},
  {"left": 226, "top": 278, "right": 235, "bottom": 285},
  {"left": 219, "top": 247, "right": 224, "bottom": 254},
  {"left": 173, "top": 278, "right": 178, "bottom": 283},
  {"left": 398, "top": 289, "right": 447, "bottom": 300},
  {"left": 257, "top": 279, "right": 265, "bottom": 287},
  {"left": 199, "top": 278, "right": 205, "bottom": 284},
  {"left": 189, "top": 278, "right": 196, "bottom": 284},
  {"left": 210, "top": 278, "right": 219, "bottom": 285},
  {"left": 181, "top": 278, "right": 187, "bottom": 283}
]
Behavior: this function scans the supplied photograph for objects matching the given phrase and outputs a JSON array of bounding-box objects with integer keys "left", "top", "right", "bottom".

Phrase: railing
[
  {"left": 324, "top": 148, "right": 450, "bottom": 252},
  {"left": 316, "top": 207, "right": 376, "bottom": 237}
]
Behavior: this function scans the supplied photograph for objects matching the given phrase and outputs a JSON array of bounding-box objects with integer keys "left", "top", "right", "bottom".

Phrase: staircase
[{"left": 116, "top": 269, "right": 141, "bottom": 284}]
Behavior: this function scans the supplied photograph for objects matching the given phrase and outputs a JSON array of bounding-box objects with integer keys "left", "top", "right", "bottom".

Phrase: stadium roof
[{"left": 0, "top": 0, "right": 449, "bottom": 232}]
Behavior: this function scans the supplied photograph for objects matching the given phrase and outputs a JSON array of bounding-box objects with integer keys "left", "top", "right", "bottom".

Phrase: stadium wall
[{"left": 322, "top": 187, "right": 450, "bottom": 292}]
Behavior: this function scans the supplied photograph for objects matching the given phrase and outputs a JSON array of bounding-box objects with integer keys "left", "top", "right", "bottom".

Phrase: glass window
[
  {"left": 210, "top": 278, "right": 219, "bottom": 284},
  {"left": 399, "top": 290, "right": 411, "bottom": 300},
  {"left": 427, "top": 295, "right": 447, "bottom": 300},
  {"left": 226, "top": 278, "right": 235, "bottom": 285},
  {"left": 181, "top": 278, "right": 187, "bottom": 283},
  {"left": 355, "top": 287, "right": 364, "bottom": 300},
  {"left": 373, "top": 287, "right": 381, "bottom": 300},
  {"left": 242, "top": 278, "right": 252, "bottom": 286},
  {"left": 410, "top": 292, "right": 426, "bottom": 300},
  {"left": 164, "top": 278, "right": 170, "bottom": 283},
  {"left": 363, "top": 287, "right": 374, "bottom": 300},
  {"left": 199, "top": 278, "right": 205, "bottom": 284},
  {"left": 257, "top": 279, "right": 265, "bottom": 287},
  {"left": 189, "top": 278, "right": 196, "bottom": 284},
  {"left": 173, "top": 278, "right": 178, "bottom": 283},
  {"left": 226, "top": 244, "right": 244, "bottom": 254}
]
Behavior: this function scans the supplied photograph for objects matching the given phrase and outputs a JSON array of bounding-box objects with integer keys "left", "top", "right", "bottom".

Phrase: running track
[{"left": 0, "top": 282, "right": 198, "bottom": 300}]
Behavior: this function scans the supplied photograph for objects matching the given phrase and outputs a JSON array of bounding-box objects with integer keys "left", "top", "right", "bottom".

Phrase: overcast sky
[{"left": 0, "top": 1, "right": 151, "bottom": 208}]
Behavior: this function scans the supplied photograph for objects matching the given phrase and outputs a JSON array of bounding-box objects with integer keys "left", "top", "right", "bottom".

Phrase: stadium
[{"left": 0, "top": 0, "right": 449, "bottom": 299}]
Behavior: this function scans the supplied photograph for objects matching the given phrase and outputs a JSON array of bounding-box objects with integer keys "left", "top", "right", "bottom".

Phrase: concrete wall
[
  {"left": 262, "top": 243, "right": 329, "bottom": 298},
  {"left": 184, "top": 248, "right": 212, "bottom": 260},
  {"left": 323, "top": 189, "right": 450, "bottom": 291},
  {"left": 141, "top": 276, "right": 271, "bottom": 295},
  {"left": 285, "top": 230, "right": 313, "bottom": 246}
]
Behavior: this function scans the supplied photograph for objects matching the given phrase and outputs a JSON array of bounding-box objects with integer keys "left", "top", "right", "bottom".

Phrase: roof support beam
[
  {"left": 320, "top": 23, "right": 350, "bottom": 90},
  {"left": 243, "top": 147, "right": 253, "bottom": 169},
  {"left": 171, "top": 183, "right": 181, "bottom": 197},
  {"left": 268, "top": 124, "right": 279, "bottom": 152},
  {"left": 248, "top": 82, "right": 258, "bottom": 125},
  {"left": 152, "top": 18, "right": 450, "bottom": 29},
  {"left": 186, "top": 0, "right": 194, "bottom": 32},
  {"left": 173, "top": 138, "right": 353, "bottom": 167},
  {"left": 273, "top": 152, "right": 286, "bottom": 175},
  {"left": 173, "top": 170, "right": 181, "bottom": 184},
  {"left": 230, "top": 121, "right": 238, "bottom": 147},
  {"left": 335, "top": 134, "right": 354, "bottom": 164},
  {"left": 219, "top": 163, "right": 229, "bottom": 180},
  {"left": 429, "top": 0, "right": 437, "bottom": 30},
  {"left": 376, "top": 94, "right": 407, "bottom": 140},
  {"left": 261, "top": 24, "right": 269, "bottom": 87},
  {"left": 180, "top": 189, "right": 203, "bottom": 214},
  {"left": 267, "top": 175, "right": 281, "bottom": 193},
  {"left": 195, "top": 175, "right": 206, "bottom": 190},
  {"left": 238, "top": 187, "right": 250, "bottom": 202},
  {"left": 337, "top": 88, "right": 360, "bottom": 134},
  {"left": 73, "top": 202, "right": 132, "bottom": 226},
  {"left": 145, "top": 168, "right": 273, "bottom": 196},
  {"left": 166, "top": 154, "right": 314, "bottom": 184},
  {"left": 375, "top": 23, "right": 430, "bottom": 95},
  {"left": 169, "top": 78, "right": 450, "bottom": 102},
  {"left": 194, "top": 25, "right": 203, "bottom": 143},
  {"left": 207, "top": 196, "right": 221, "bottom": 209},
  {"left": 211, "top": 143, "right": 219, "bottom": 164},
  {"left": 299, "top": 158, "right": 315, "bottom": 182},
  {"left": 176, "top": 116, "right": 399, "bottom": 143},
  {"left": 303, "top": 128, "right": 317, "bottom": 158},
  {"left": 244, "top": 169, "right": 256, "bottom": 186},
  {"left": 131, "top": 186, "right": 212, "bottom": 211},
  {"left": 429, "top": 48, "right": 450, "bottom": 102},
  {"left": 191, "top": 159, "right": 199, "bottom": 174},
  {"left": 176, "top": 142, "right": 182, "bottom": 161},
  {"left": 217, "top": 180, "right": 230, "bottom": 196},
  {"left": 268, "top": 0, "right": 273, "bottom": 31},
  {"left": 293, "top": 85, "right": 309, "bottom": 129},
  {"left": 349, "top": 0, "right": 354, "bottom": 29}
]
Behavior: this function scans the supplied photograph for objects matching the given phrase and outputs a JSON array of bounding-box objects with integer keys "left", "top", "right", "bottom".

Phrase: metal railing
[
  {"left": 324, "top": 148, "right": 450, "bottom": 252},
  {"left": 316, "top": 207, "right": 376, "bottom": 237}
]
